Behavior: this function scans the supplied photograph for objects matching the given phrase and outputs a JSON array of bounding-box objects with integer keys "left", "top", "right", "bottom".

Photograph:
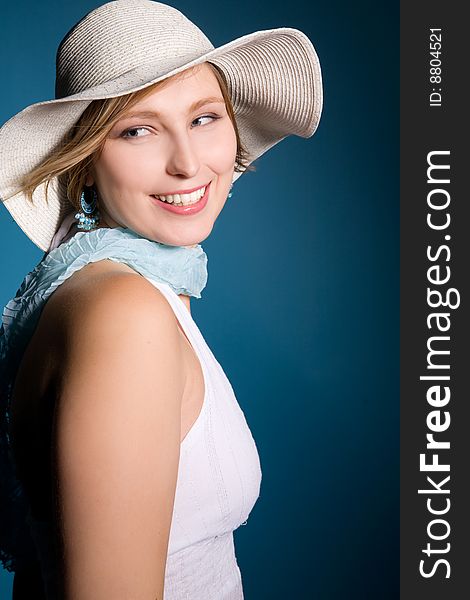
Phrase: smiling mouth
[{"left": 152, "top": 184, "right": 207, "bottom": 206}]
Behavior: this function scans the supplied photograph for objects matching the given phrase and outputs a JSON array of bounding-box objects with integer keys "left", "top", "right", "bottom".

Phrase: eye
[
  {"left": 191, "top": 114, "right": 221, "bottom": 128},
  {"left": 120, "top": 127, "right": 151, "bottom": 139}
]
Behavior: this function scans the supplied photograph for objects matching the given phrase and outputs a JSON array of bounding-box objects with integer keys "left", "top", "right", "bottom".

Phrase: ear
[{"left": 85, "top": 172, "right": 94, "bottom": 187}]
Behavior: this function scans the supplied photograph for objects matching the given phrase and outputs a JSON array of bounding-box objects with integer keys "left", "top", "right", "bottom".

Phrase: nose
[{"left": 165, "top": 132, "right": 200, "bottom": 179}]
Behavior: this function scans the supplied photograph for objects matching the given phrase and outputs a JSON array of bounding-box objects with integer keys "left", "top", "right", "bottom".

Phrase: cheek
[
  {"left": 225, "top": 122, "right": 238, "bottom": 155},
  {"left": 96, "top": 145, "right": 157, "bottom": 190},
  {"left": 203, "top": 123, "right": 237, "bottom": 172}
]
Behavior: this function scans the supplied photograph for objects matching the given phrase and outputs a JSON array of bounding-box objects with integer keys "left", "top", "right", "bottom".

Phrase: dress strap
[{"left": 144, "top": 278, "right": 210, "bottom": 450}]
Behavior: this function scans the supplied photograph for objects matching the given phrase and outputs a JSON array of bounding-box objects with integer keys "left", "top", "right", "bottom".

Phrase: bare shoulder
[
  {"left": 45, "top": 258, "right": 186, "bottom": 397},
  {"left": 45, "top": 259, "right": 177, "bottom": 335}
]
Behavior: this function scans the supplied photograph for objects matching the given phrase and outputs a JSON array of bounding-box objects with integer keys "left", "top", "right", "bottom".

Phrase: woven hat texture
[{"left": 0, "top": 0, "right": 323, "bottom": 251}]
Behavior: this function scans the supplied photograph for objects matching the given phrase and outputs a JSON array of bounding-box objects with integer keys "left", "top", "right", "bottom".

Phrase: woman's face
[{"left": 87, "top": 63, "right": 238, "bottom": 247}]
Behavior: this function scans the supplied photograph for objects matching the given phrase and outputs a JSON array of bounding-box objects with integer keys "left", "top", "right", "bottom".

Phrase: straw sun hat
[{"left": 0, "top": 0, "right": 323, "bottom": 252}]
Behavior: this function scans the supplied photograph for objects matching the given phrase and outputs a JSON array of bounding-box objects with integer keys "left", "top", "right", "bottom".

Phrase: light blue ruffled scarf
[
  {"left": 0, "top": 226, "right": 208, "bottom": 575},
  {"left": 44, "top": 226, "right": 208, "bottom": 298}
]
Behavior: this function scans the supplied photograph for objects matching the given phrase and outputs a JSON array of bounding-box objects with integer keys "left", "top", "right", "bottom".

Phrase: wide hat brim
[{"left": 0, "top": 27, "right": 322, "bottom": 252}]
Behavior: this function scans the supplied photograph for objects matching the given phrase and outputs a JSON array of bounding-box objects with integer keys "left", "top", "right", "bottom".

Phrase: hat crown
[{"left": 55, "top": 0, "right": 214, "bottom": 98}]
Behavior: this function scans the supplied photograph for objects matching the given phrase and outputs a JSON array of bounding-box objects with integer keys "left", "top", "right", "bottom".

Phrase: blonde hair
[{"left": 17, "top": 62, "right": 255, "bottom": 211}]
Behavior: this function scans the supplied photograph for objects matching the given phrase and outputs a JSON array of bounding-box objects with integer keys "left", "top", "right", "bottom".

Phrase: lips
[{"left": 150, "top": 181, "right": 211, "bottom": 215}]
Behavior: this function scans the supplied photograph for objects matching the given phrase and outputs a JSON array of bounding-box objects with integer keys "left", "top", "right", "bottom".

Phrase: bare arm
[{"left": 52, "top": 272, "right": 184, "bottom": 599}]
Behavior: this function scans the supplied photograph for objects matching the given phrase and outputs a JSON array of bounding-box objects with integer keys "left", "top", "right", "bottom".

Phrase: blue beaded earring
[
  {"left": 75, "top": 185, "right": 100, "bottom": 230},
  {"left": 228, "top": 183, "right": 234, "bottom": 199}
]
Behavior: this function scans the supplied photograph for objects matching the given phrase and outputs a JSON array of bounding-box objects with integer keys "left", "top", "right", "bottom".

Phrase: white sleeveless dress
[
  {"left": 146, "top": 278, "right": 262, "bottom": 599},
  {"left": 1, "top": 228, "right": 262, "bottom": 599}
]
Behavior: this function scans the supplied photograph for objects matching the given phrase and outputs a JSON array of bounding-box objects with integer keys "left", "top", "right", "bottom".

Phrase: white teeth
[{"left": 157, "top": 186, "right": 206, "bottom": 206}]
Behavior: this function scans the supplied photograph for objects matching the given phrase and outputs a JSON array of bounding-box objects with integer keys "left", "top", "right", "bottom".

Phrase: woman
[{"left": 0, "top": 1, "right": 322, "bottom": 598}]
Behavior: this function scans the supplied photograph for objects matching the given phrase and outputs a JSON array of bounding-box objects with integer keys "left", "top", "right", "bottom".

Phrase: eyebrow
[{"left": 120, "top": 96, "right": 225, "bottom": 121}]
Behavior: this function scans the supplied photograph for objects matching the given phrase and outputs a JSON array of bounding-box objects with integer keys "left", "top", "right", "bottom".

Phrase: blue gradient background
[{"left": 0, "top": 1, "right": 399, "bottom": 598}]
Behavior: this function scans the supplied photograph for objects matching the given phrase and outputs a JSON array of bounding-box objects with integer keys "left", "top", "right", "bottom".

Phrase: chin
[{"left": 145, "top": 225, "right": 214, "bottom": 248}]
